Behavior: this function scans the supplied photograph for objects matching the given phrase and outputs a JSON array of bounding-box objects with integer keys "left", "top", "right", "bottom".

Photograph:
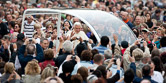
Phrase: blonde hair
[
  {"left": 40, "top": 67, "right": 54, "bottom": 83},
  {"left": 157, "top": 28, "right": 165, "bottom": 36},
  {"left": 132, "top": 48, "right": 143, "bottom": 61},
  {"left": 25, "top": 60, "right": 41, "bottom": 75},
  {"left": 46, "top": 23, "right": 54, "bottom": 29},
  {"left": 34, "top": 23, "right": 42, "bottom": 30},
  {"left": 4, "top": 62, "right": 15, "bottom": 74}
]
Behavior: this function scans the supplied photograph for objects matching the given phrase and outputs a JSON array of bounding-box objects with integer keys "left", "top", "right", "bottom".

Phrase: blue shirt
[
  {"left": 71, "top": 61, "right": 93, "bottom": 75},
  {"left": 93, "top": 45, "right": 108, "bottom": 55}
]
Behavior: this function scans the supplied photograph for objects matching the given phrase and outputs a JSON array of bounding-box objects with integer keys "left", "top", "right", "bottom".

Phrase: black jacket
[
  {"left": 0, "top": 22, "right": 9, "bottom": 38},
  {"left": 54, "top": 52, "right": 71, "bottom": 68}
]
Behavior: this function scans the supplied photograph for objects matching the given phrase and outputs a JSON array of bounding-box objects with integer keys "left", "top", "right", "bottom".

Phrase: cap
[{"left": 142, "top": 28, "right": 149, "bottom": 32}]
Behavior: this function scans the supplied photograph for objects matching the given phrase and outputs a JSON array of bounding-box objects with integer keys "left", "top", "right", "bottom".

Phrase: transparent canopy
[{"left": 22, "top": 8, "right": 136, "bottom": 44}]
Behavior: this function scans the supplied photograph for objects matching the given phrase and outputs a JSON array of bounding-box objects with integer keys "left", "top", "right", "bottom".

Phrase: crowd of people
[{"left": 0, "top": 0, "right": 166, "bottom": 83}]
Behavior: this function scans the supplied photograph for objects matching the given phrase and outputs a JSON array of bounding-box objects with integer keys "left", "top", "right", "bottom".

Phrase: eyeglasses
[
  {"left": 49, "top": 78, "right": 57, "bottom": 81},
  {"left": 14, "top": 26, "right": 18, "bottom": 28}
]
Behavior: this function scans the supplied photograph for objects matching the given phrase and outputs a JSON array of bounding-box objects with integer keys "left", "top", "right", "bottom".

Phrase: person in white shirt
[
  {"left": 24, "top": 16, "right": 36, "bottom": 39},
  {"left": 67, "top": 22, "right": 89, "bottom": 48},
  {"left": 150, "top": 61, "right": 164, "bottom": 83}
]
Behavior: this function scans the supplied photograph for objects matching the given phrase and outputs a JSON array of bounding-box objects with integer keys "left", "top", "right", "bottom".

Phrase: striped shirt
[{"left": 24, "top": 21, "right": 36, "bottom": 39}]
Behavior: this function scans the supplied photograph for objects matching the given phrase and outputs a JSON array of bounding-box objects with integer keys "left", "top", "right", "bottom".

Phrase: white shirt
[
  {"left": 151, "top": 71, "right": 164, "bottom": 83},
  {"left": 24, "top": 21, "right": 36, "bottom": 39},
  {"left": 67, "top": 31, "right": 89, "bottom": 48}
]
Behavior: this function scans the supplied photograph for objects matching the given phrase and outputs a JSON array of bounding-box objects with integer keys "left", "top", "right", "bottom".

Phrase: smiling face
[
  {"left": 64, "top": 21, "right": 70, "bottom": 27},
  {"left": 47, "top": 25, "right": 53, "bottom": 32},
  {"left": 14, "top": 24, "right": 20, "bottom": 32},
  {"left": 74, "top": 25, "right": 81, "bottom": 33}
]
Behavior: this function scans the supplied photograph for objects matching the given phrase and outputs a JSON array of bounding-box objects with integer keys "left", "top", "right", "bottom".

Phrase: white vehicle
[{"left": 21, "top": 8, "right": 136, "bottom": 44}]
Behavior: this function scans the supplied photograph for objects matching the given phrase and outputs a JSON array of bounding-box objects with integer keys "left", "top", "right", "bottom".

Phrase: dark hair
[
  {"left": 27, "top": 44, "right": 35, "bottom": 55},
  {"left": 124, "top": 69, "right": 135, "bottom": 83},
  {"left": 91, "top": 49, "right": 99, "bottom": 60},
  {"left": 9, "top": 21, "right": 15, "bottom": 28},
  {"left": 32, "top": 3, "right": 37, "bottom": 7},
  {"left": 17, "top": 33, "right": 25, "bottom": 41},
  {"left": 132, "top": 28, "right": 139, "bottom": 38},
  {"left": 152, "top": 56, "right": 163, "bottom": 73},
  {"left": 130, "top": 45, "right": 138, "bottom": 56},
  {"left": 0, "top": 10, "right": 3, "bottom": 17},
  {"left": 63, "top": 21, "right": 72, "bottom": 30},
  {"left": 142, "top": 65, "right": 151, "bottom": 76},
  {"left": 151, "top": 48, "right": 160, "bottom": 58},
  {"left": 93, "top": 54, "right": 103, "bottom": 64},
  {"left": 62, "top": 61, "right": 74, "bottom": 73},
  {"left": 77, "top": 67, "right": 88, "bottom": 82},
  {"left": 155, "top": 9, "right": 161, "bottom": 14},
  {"left": 81, "top": 50, "right": 92, "bottom": 61},
  {"left": 92, "top": 69, "right": 102, "bottom": 78},
  {"left": 121, "top": 41, "right": 128, "bottom": 48},
  {"left": 164, "top": 11, "right": 166, "bottom": 15},
  {"left": 160, "top": 37, "right": 166, "bottom": 47},
  {"left": 44, "top": 49, "right": 54, "bottom": 60},
  {"left": 71, "top": 74, "right": 83, "bottom": 83},
  {"left": 100, "top": 36, "right": 109, "bottom": 46},
  {"left": 160, "top": 52, "right": 166, "bottom": 64},
  {"left": 76, "top": 43, "right": 87, "bottom": 58},
  {"left": 96, "top": 65, "right": 107, "bottom": 79}
]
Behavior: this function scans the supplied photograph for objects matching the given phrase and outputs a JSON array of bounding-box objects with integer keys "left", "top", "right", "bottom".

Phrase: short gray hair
[
  {"left": 73, "top": 22, "right": 82, "bottom": 28},
  {"left": 104, "top": 49, "right": 112, "bottom": 59},
  {"left": 63, "top": 40, "right": 73, "bottom": 53}
]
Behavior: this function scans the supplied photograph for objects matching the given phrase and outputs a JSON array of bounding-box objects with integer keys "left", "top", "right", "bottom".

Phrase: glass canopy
[{"left": 22, "top": 8, "right": 136, "bottom": 44}]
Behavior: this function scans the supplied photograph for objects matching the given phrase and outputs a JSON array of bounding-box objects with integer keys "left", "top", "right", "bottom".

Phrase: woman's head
[
  {"left": 46, "top": 23, "right": 54, "bottom": 32},
  {"left": 25, "top": 60, "right": 41, "bottom": 75},
  {"left": 146, "top": 13, "right": 151, "bottom": 21},
  {"left": 44, "top": 49, "right": 54, "bottom": 60},
  {"left": 14, "top": 23, "right": 21, "bottom": 33},
  {"left": 34, "top": 23, "right": 42, "bottom": 30},
  {"left": 157, "top": 28, "right": 164, "bottom": 37},
  {"left": 77, "top": 67, "right": 88, "bottom": 81},
  {"left": 96, "top": 65, "right": 107, "bottom": 79},
  {"left": 4, "top": 62, "right": 15, "bottom": 74},
  {"left": 63, "top": 21, "right": 72, "bottom": 29},
  {"left": 81, "top": 50, "right": 92, "bottom": 61},
  {"left": 41, "top": 67, "right": 54, "bottom": 82}
]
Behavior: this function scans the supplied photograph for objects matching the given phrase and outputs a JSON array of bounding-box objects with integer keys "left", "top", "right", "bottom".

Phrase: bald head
[
  {"left": 121, "top": 12, "right": 128, "bottom": 20},
  {"left": 73, "top": 17, "right": 80, "bottom": 24},
  {"left": 141, "top": 79, "right": 151, "bottom": 83}
]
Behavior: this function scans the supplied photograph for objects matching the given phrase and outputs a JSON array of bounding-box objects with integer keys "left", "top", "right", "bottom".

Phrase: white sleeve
[{"left": 57, "top": 60, "right": 67, "bottom": 76}]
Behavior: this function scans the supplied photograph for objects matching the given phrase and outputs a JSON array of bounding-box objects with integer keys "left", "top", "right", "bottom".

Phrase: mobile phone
[
  {"left": 90, "top": 69, "right": 94, "bottom": 72},
  {"left": 71, "top": 55, "right": 76, "bottom": 60}
]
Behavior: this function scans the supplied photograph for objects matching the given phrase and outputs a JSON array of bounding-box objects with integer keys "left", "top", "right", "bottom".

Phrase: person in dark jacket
[
  {"left": 96, "top": 58, "right": 121, "bottom": 83},
  {"left": 18, "top": 38, "right": 44, "bottom": 74},
  {"left": 0, "top": 11, "right": 9, "bottom": 39},
  {"left": 59, "top": 61, "right": 75, "bottom": 83},
  {"left": 54, "top": 40, "right": 73, "bottom": 68},
  {"left": 129, "top": 56, "right": 157, "bottom": 83}
]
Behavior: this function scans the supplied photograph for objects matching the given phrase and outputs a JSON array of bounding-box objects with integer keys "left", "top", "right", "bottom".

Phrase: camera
[
  {"left": 71, "top": 55, "right": 76, "bottom": 60},
  {"left": 29, "top": 39, "right": 32, "bottom": 42},
  {"left": 49, "top": 32, "right": 53, "bottom": 34},
  {"left": 140, "top": 39, "right": 144, "bottom": 48},
  {"left": 90, "top": 69, "right": 94, "bottom": 72},
  {"left": 113, "top": 59, "right": 116, "bottom": 64},
  {"left": 76, "top": 37, "right": 80, "bottom": 40},
  {"left": 158, "top": 37, "right": 161, "bottom": 40}
]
